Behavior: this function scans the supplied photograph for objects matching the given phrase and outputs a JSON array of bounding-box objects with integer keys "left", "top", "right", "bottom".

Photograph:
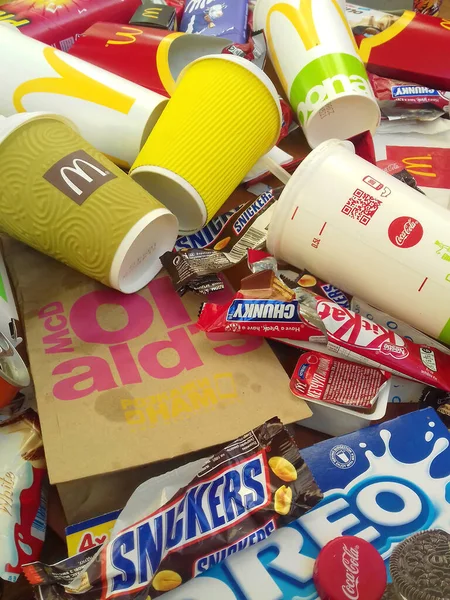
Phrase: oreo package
[{"left": 24, "top": 418, "right": 323, "bottom": 599}]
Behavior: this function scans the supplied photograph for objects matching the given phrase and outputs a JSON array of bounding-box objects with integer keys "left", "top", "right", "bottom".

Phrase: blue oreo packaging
[
  {"left": 160, "top": 408, "right": 450, "bottom": 599},
  {"left": 180, "top": 0, "right": 248, "bottom": 43},
  {"left": 23, "top": 418, "right": 323, "bottom": 599}
]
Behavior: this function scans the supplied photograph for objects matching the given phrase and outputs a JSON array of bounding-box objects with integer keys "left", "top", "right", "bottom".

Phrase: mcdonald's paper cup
[
  {"left": 69, "top": 23, "right": 233, "bottom": 97},
  {"left": 253, "top": 0, "right": 380, "bottom": 147},
  {"left": 267, "top": 138, "right": 450, "bottom": 342},
  {"left": 0, "top": 113, "right": 178, "bottom": 293},
  {"left": 0, "top": 24, "right": 168, "bottom": 169},
  {"left": 130, "top": 54, "right": 281, "bottom": 233}
]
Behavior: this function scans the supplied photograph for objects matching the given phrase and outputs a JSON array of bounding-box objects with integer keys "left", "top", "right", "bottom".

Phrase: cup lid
[{"left": 313, "top": 536, "right": 387, "bottom": 600}]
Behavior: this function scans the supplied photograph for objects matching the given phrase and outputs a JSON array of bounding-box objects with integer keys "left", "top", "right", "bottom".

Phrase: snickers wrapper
[
  {"left": 23, "top": 418, "right": 323, "bottom": 599},
  {"left": 0, "top": 0, "right": 141, "bottom": 51},
  {"left": 355, "top": 10, "right": 450, "bottom": 91}
]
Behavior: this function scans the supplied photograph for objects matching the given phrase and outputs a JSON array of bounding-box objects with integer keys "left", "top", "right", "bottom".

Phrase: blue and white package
[
  {"left": 164, "top": 408, "right": 450, "bottom": 599},
  {"left": 180, "top": 0, "right": 248, "bottom": 44}
]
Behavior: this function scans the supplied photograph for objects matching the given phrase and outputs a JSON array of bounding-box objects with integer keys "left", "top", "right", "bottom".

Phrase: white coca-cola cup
[{"left": 267, "top": 139, "right": 450, "bottom": 343}]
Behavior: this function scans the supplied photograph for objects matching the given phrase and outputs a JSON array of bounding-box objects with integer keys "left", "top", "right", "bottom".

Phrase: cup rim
[
  {"left": 0, "top": 112, "right": 78, "bottom": 146},
  {"left": 109, "top": 206, "right": 178, "bottom": 293},
  {"left": 130, "top": 165, "right": 207, "bottom": 234},
  {"left": 176, "top": 53, "right": 282, "bottom": 149},
  {"left": 267, "top": 139, "right": 354, "bottom": 257},
  {"left": 303, "top": 93, "right": 381, "bottom": 148}
]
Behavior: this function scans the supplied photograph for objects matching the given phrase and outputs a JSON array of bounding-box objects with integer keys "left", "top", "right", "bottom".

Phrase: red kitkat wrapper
[
  {"left": 197, "top": 293, "right": 450, "bottom": 392},
  {"left": 0, "top": 0, "right": 141, "bottom": 52}
]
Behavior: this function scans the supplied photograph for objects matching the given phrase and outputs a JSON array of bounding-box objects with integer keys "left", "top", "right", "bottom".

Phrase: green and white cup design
[{"left": 254, "top": 0, "right": 380, "bottom": 147}]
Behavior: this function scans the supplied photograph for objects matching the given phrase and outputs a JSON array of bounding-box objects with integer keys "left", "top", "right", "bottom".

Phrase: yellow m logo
[
  {"left": 106, "top": 26, "right": 143, "bottom": 46},
  {"left": 143, "top": 7, "right": 162, "bottom": 17},
  {"left": 440, "top": 18, "right": 450, "bottom": 31},
  {"left": 402, "top": 155, "right": 436, "bottom": 179},
  {"left": 0, "top": 10, "right": 29, "bottom": 27},
  {"left": 265, "top": 0, "right": 358, "bottom": 90},
  {"left": 13, "top": 47, "right": 135, "bottom": 115}
]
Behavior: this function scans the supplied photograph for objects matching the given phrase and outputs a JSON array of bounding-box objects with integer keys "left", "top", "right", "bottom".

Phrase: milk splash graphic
[{"left": 163, "top": 410, "right": 450, "bottom": 600}]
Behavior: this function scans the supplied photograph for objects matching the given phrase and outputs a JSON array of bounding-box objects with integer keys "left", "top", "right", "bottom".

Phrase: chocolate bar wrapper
[
  {"left": 0, "top": 0, "right": 141, "bottom": 52},
  {"left": 24, "top": 417, "right": 323, "bottom": 599},
  {"left": 175, "top": 191, "right": 277, "bottom": 261},
  {"left": 414, "top": 0, "right": 442, "bottom": 15},
  {"left": 247, "top": 249, "right": 448, "bottom": 351},
  {"left": 180, "top": 0, "right": 248, "bottom": 44},
  {"left": 370, "top": 73, "right": 449, "bottom": 121},
  {"left": 161, "top": 248, "right": 232, "bottom": 295},
  {"left": 197, "top": 292, "right": 450, "bottom": 392},
  {"left": 0, "top": 409, "right": 47, "bottom": 582},
  {"left": 290, "top": 350, "right": 391, "bottom": 409}
]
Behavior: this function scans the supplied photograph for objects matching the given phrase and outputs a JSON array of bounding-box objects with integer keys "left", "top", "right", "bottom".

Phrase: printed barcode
[
  {"left": 59, "top": 37, "right": 75, "bottom": 52},
  {"left": 227, "top": 227, "right": 266, "bottom": 263},
  {"left": 31, "top": 491, "right": 47, "bottom": 539}
]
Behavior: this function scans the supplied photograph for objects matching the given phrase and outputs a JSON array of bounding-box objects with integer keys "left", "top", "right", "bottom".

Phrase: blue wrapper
[{"left": 180, "top": 0, "right": 248, "bottom": 44}]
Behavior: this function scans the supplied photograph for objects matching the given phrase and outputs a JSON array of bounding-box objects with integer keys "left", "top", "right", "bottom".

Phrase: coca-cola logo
[
  {"left": 388, "top": 216, "right": 423, "bottom": 248},
  {"left": 380, "top": 342, "right": 409, "bottom": 360},
  {"left": 341, "top": 543, "right": 360, "bottom": 600}
]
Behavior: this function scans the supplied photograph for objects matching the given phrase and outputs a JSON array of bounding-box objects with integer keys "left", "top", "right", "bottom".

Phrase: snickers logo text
[{"left": 105, "top": 455, "right": 268, "bottom": 597}]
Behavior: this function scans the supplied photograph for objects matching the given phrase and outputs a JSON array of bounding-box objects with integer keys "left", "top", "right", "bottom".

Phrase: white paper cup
[
  {"left": 267, "top": 139, "right": 450, "bottom": 343},
  {"left": 0, "top": 24, "right": 168, "bottom": 168},
  {"left": 253, "top": 0, "right": 380, "bottom": 146}
]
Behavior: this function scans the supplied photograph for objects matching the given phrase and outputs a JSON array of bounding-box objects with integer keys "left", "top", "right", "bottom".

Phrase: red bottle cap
[{"left": 313, "top": 536, "right": 387, "bottom": 600}]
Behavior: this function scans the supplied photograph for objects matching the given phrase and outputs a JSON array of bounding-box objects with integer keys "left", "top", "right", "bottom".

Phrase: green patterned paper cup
[{"left": 0, "top": 113, "right": 178, "bottom": 293}]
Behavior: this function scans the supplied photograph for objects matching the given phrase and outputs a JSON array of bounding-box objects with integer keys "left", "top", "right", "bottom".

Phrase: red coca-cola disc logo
[{"left": 388, "top": 216, "right": 423, "bottom": 248}]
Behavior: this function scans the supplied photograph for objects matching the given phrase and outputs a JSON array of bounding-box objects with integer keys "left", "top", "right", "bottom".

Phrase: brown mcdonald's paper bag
[{"left": 2, "top": 237, "right": 311, "bottom": 523}]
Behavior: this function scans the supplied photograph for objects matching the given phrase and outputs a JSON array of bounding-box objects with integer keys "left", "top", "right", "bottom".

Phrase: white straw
[{"left": 261, "top": 155, "right": 291, "bottom": 185}]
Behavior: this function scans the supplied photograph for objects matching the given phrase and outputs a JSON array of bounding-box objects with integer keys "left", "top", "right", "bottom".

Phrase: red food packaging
[
  {"left": 290, "top": 350, "right": 391, "bottom": 409},
  {"left": 354, "top": 11, "right": 450, "bottom": 91},
  {"left": 197, "top": 293, "right": 450, "bottom": 392},
  {"left": 0, "top": 0, "right": 141, "bottom": 52},
  {"left": 69, "top": 24, "right": 264, "bottom": 97},
  {"left": 68, "top": 23, "right": 180, "bottom": 96},
  {"left": 0, "top": 409, "right": 47, "bottom": 582}
]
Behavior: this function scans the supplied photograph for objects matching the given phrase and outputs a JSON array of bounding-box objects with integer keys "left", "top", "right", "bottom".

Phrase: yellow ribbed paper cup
[
  {"left": 130, "top": 54, "right": 282, "bottom": 234},
  {"left": 0, "top": 113, "right": 178, "bottom": 293}
]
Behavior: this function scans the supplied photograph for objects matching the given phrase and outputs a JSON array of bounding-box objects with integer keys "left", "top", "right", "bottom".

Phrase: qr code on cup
[{"left": 341, "top": 189, "right": 382, "bottom": 226}]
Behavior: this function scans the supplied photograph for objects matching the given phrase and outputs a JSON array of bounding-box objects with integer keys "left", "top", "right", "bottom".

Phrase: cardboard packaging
[
  {"left": 0, "top": 0, "right": 141, "bottom": 52},
  {"left": 346, "top": 4, "right": 450, "bottom": 90},
  {"left": 163, "top": 408, "right": 450, "bottom": 599},
  {"left": 3, "top": 237, "right": 310, "bottom": 524},
  {"left": 130, "top": 3, "right": 177, "bottom": 29}
]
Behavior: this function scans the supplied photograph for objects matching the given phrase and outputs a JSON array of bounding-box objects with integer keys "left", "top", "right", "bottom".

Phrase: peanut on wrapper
[{"left": 23, "top": 417, "right": 323, "bottom": 599}]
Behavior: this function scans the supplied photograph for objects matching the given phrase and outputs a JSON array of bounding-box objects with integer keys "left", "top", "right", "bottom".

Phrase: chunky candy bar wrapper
[
  {"left": 198, "top": 291, "right": 450, "bottom": 392},
  {"left": 0, "top": 408, "right": 47, "bottom": 582},
  {"left": 370, "top": 74, "right": 450, "bottom": 115},
  {"left": 24, "top": 418, "right": 323, "bottom": 599},
  {"left": 290, "top": 350, "right": 391, "bottom": 409}
]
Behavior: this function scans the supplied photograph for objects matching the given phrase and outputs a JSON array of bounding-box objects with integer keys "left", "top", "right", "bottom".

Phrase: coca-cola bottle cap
[{"left": 313, "top": 536, "right": 387, "bottom": 600}]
